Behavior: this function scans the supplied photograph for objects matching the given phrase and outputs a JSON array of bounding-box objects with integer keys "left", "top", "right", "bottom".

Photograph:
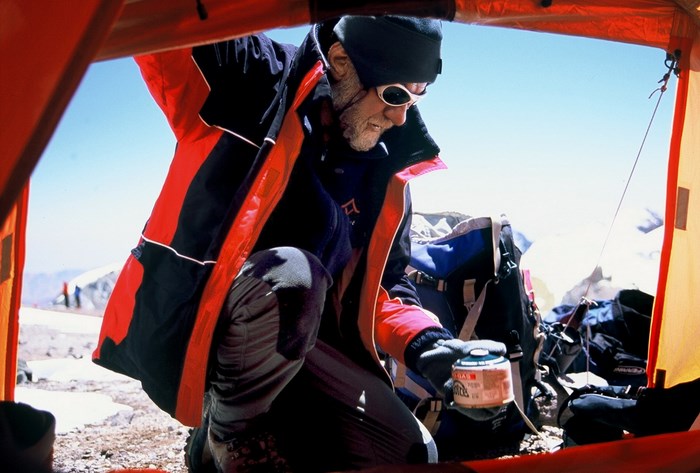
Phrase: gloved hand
[
  {"left": 443, "top": 378, "right": 509, "bottom": 421},
  {"left": 415, "top": 338, "right": 508, "bottom": 422},
  {"left": 416, "top": 338, "right": 507, "bottom": 395}
]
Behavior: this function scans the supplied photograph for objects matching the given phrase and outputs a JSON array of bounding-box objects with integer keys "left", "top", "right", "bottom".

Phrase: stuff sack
[
  {"left": 542, "top": 289, "right": 653, "bottom": 386},
  {"left": 558, "top": 378, "right": 700, "bottom": 446},
  {"left": 397, "top": 215, "right": 545, "bottom": 459}
]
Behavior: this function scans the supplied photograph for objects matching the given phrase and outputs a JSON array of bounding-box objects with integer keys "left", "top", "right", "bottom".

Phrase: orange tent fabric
[
  {"left": 357, "top": 429, "right": 700, "bottom": 472},
  {"left": 648, "top": 31, "right": 700, "bottom": 389},
  {"left": 3, "top": 1, "right": 700, "bottom": 470},
  {"left": 0, "top": 184, "right": 28, "bottom": 400},
  {"left": 0, "top": 0, "right": 123, "bottom": 225}
]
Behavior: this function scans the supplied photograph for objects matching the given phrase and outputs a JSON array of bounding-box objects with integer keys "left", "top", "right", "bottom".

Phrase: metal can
[{"left": 451, "top": 348, "right": 514, "bottom": 408}]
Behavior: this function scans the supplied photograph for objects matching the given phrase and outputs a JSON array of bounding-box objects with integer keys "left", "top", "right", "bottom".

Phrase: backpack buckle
[{"left": 414, "top": 271, "right": 447, "bottom": 292}]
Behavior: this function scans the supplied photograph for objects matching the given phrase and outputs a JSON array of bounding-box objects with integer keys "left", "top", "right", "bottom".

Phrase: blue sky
[{"left": 25, "top": 22, "right": 676, "bottom": 273}]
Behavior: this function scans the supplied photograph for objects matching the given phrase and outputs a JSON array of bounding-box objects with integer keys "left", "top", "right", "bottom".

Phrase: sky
[{"left": 24, "top": 22, "right": 677, "bottom": 274}]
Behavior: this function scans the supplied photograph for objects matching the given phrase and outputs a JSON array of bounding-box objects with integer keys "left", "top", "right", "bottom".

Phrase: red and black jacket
[{"left": 93, "top": 24, "right": 447, "bottom": 426}]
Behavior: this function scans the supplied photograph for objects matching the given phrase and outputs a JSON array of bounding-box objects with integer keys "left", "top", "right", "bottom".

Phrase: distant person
[
  {"left": 62, "top": 282, "right": 69, "bottom": 308},
  {"left": 74, "top": 285, "right": 81, "bottom": 309},
  {"left": 96, "top": 15, "right": 506, "bottom": 472}
]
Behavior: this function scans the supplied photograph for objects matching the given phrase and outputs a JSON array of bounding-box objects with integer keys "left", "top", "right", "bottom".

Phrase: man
[{"left": 94, "top": 15, "right": 506, "bottom": 472}]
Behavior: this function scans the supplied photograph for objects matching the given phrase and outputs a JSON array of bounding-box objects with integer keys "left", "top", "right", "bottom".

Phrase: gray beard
[
  {"left": 331, "top": 75, "right": 381, "bottom": 152},
  {"left": 331, "top": 68, "right": 364, "bottom": 112}
]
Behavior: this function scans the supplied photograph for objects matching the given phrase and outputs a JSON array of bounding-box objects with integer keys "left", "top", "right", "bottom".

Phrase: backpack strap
[
  {"left": 457, "top": 278, "right": 492, "bottom": 341},
  {"left": 389, "top": 358, "right": 443, "bottom": 434},
  {"left": 421, "top": 398, "right": 444, "bottom": 436},
  {"left": 457, "top": 279, "right": 528, "bottom": 425},
  {"left": 456, "top": 219, "right": 517, "bottom": 343},
  {"left": 412, "top": 271, "right": 447, "bottom": 292},
  {"left": 509, "top": 338, "right": 525, "bottom": 412}
]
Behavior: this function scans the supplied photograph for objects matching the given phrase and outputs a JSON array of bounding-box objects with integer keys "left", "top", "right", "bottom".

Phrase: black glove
[
  {"left": 416, "top": 338, "right": 508, "bottom": 421},
  {"left": 415, "top": 338, "right": 507, "bottom": 395},
  {"left": 443, "top": 378, "right": 509, "bottom": 421}
]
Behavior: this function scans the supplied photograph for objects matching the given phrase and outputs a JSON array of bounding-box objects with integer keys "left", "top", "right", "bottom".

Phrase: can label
[{"left": 451, "top": 349, "right": 514, "bottom": 408}]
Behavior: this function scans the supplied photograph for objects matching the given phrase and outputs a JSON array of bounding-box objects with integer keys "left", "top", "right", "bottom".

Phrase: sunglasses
[{"left": 376, "top": 84, "right": 426, "bottom": 107}]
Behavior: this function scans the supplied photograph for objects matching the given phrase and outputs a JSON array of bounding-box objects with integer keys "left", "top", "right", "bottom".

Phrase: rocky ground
[
  {"left": 17, "top": 312, "right": 190, "bottom": 473},
  {"left": 16, "top": 309, "right": 565, "bottom": 473}
]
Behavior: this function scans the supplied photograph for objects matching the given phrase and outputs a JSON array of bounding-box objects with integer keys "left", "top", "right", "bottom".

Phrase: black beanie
[{"left": 333, "top": 15, "right": 442, "bottom": 88}]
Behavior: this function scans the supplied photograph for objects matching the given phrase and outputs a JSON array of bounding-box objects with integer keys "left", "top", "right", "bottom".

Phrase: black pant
[{"left": 208, "top": 247, "right": 436, "bottom": 471}]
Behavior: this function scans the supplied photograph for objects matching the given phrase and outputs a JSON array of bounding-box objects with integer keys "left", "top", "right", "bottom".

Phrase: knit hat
[{"left": 333, "top": 16, "right": 442, "bottom": 88}]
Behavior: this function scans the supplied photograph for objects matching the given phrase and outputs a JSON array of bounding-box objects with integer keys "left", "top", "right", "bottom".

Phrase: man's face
[{"left": 331, "top": 66, "right": 427, "bottom": 152}]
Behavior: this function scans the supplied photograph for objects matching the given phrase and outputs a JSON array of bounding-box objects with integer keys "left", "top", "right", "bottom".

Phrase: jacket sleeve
[
  {"left": 192, "top": 35, "right": 294, "bottom": 142},
  {"left": 135, "top": 35, "right": 294, "bottom": 144},
  {"left": 381, "top": 196, "right": 420, "bottom": 305},
  {"left": 374, "top": 191, "right": 452, "bottom": 365},
  {"left": 134, "top": 48, "right": 211, "bottom": 143}
]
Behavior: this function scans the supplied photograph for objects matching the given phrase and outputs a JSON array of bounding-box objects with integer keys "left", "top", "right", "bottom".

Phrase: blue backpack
[{"left": 396, "top": 215, "right": 545, "bottom": 460}]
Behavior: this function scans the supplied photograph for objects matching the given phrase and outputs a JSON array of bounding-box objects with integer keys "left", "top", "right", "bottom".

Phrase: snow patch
[
  {"left": 19, "top": 307, "right": 102, "bottom": 334},
  {"left": 15, "top": 387, "right": 132, "bottom": 434}
]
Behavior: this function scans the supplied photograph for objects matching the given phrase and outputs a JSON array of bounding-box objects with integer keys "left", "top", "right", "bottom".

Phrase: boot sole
[
  {"left": 184, "top": 425, "right": 216, "bottom": 473},
  {"left": 184, "top": 391, "right": 215, "bottom": 473}
]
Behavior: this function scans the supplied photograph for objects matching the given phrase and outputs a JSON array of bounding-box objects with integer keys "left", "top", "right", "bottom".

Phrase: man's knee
[{"left": 240, "top": 247, "right": 332, "bottom": 359}]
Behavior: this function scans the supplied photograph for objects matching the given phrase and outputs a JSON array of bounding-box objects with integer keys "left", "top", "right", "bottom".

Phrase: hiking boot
[
  {"left": 207, "top": 427, "right": 292, "bottom": 473},
  {"left": 185, "top": 392, "right": 216, "bottom": 473},
  {"left": 185, "top": 425, "right": 216, "bottom": 473}
]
